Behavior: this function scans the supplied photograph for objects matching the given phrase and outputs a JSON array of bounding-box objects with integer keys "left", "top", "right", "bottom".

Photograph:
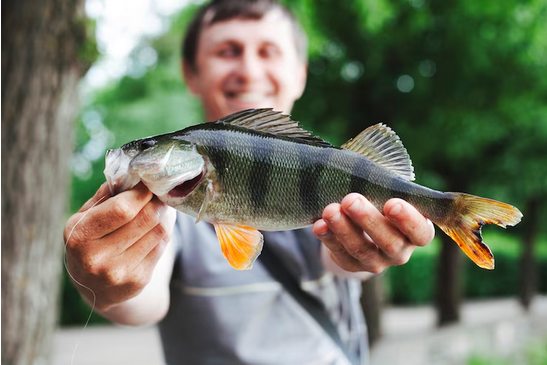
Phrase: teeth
[{"left": 233, "top": 92, "right": 262, "bottom": 102}]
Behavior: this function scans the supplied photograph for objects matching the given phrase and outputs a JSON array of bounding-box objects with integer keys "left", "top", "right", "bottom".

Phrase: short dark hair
[{"left": 182, "top": 0, "right": 308, "bottom": 71}]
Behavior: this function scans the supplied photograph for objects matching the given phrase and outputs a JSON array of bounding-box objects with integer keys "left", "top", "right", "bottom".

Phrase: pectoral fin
[
  {"left": 196, "top": 180, "right": 215, "bottom": 223},
  {"left": 213, "top": 224, "right": 264, "bottom": 270}
]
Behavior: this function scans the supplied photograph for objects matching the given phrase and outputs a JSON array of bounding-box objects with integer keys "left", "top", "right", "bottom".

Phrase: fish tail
[{"left": 436, "top": 193, "right": 523, "bottom": 270}]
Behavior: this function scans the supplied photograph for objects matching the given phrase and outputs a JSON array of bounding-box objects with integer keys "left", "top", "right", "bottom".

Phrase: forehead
[{"left": 198, "top": 9, "right": 296, "bottom": 50}]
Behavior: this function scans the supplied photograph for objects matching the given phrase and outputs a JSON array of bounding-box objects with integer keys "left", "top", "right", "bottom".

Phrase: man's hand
[
  {"left": 64, "top": 182, "right": 176, "bottom": 315},
  {"left": 313, "top": 193, "right": 435, "bottom": 274}
]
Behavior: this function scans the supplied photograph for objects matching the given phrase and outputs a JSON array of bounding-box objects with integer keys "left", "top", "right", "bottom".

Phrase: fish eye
[{"left": 140, "top": 139, "right": 156, "bottom": 150}]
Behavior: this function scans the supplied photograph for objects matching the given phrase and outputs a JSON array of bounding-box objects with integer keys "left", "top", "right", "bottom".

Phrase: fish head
[{"left": 104, "top": 136, "right": 205, "bottom": 198}]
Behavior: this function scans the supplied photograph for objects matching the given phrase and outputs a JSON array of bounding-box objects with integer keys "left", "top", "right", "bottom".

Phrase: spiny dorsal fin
[
  {"left": 342, "top": 123, "right": 415, "bottom": 181},
  {"left": 217, "top": 109, "right": 331, "bottom": 147}
]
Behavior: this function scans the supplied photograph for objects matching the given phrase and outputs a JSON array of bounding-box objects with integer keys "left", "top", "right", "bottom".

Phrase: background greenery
[
  {"left": 467, "top": 336, "right": 547, "bottom": 365},
  {"left": 386, "top": 232, "right": 547, "bottom": 305},
  {"left": 62, "top": 0, "right": 547, "bottom": 325}
]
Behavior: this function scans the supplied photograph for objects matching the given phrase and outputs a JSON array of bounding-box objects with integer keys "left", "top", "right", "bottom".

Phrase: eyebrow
[{"left": 211, "top": 38, "right": 282, "bottom": 51}]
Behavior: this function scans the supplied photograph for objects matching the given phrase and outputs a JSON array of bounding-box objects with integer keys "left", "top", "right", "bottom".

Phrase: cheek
[
  {"left": 195, "top": 61, "right": 231, "bottom": 93},
  {"left": 205, "top": 60, "right": 235, "bottom": 82},
  {"left": 273, "top": 65, "right": 303, "bottom": 97}
]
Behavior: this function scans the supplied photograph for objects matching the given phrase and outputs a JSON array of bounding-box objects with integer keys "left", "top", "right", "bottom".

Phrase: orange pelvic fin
[
  {"left": 214, "top": 223, "right": 263, "bottom": 270},
  {"left": 438, "top": 194, "right": 523, "bottom": 270}
]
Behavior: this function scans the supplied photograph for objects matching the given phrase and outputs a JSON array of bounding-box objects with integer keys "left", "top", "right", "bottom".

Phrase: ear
[
  {"left": 182, "top": 60, "right": 200, "bottom": 95},
  {"left": 293, "top": 62, "right": 308, "bottom": 100}
]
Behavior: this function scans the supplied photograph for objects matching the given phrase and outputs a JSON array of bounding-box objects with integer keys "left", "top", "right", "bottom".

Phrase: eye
[
  {"left": 217, "top": 43, "right": 241, "bottom": 58},
  {"left": 140, "top": 139, "right": 155, "bottom": 150},
  {"left": 259, "top": 44, "right": 280, "bottom": 59}
]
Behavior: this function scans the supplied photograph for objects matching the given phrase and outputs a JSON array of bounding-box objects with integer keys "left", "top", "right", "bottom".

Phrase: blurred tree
[
  {"left": 479, "top": 108, "right": 547, "bottom": 309},
  {"left": 1, "top": 1, "right": 94, "bottom": 364},
  {"left": 292, "top": 0, "right": 547, "bottom": 326},
  {"left": 520, "top": 198, "right": 540, "bottom": 309}
]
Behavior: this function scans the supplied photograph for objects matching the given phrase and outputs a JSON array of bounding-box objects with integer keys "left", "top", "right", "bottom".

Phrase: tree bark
[
  {"left": 2, "top": 1, "right": 88, "bottom": 364},
  {"left": 361, "top": 275, "right": 383, "bottom": 347},
  {"left": 435, "top": 232, "right": 462, "bottom": 326},
  {"left": 519, "top": 197, "right": 539, "bottom": 310}
]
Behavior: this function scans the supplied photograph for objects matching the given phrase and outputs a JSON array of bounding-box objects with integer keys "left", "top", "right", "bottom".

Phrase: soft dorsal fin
[
  {"left": 342, "top": 123, "right": 415, "bottom": 181},
  {"left": 217, "top": 109, "right": 331, "bottom": 147}
]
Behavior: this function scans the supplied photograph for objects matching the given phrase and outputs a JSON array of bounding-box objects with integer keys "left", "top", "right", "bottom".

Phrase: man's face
[{"left": 184, "top": 9, "right": 307, "bottom": 122}]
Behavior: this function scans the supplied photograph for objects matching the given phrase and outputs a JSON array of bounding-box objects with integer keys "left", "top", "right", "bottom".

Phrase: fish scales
[
  {"left": 104, "top": 108, "right": 522, "bottom": 271},
  {"left": 187, "top": 125, "right": 448, "bottom": 230}
]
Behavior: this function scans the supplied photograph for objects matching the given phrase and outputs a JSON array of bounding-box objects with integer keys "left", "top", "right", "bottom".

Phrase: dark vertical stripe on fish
[
  {"left": 350, "top": 155, "right": 371, "bottom": 195},
  {"left": 298, "top": 146, "right": 331, "bottom": 217},
  {"left": 205, "top": 132, "right": 228, "bottom": 181},
  {"left": 249, "top": 135, "right": 272, "bottom": 213}
]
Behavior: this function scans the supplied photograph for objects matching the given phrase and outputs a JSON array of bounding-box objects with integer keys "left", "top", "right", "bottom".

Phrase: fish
[{"left": 104, "top": 108, "right": 523, "bottom": 271}]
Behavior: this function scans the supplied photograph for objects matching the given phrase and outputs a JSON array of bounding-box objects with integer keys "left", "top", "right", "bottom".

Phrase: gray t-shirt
[{"left": 158, "top": 213, "right": 369, "bottom": 364}]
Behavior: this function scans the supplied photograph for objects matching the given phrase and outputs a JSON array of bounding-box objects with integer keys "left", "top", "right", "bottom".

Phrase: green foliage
[
  {"left": 467, "top": 337, "right": 547, "bottom": 365},
  {"left": 74, "top": 16, "right": 99, "bottom": 70},
  {"left": 385, "top": 238, "right": 439, "bottom": 304},
  {"left": 293, "top": 0, "right": 547, "bottom": 210},
  {"left": 63, "top": 0, "right": 547, "bottom": 324},
  {"left": 386, "top": 232, "right": 547, "bottom": 305},
  {"left": 70, "top": 7, "right": 203, "bottom": 211}
]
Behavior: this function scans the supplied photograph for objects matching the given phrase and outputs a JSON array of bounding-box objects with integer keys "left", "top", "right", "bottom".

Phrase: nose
[{"left": 237, "top": 52, "right": 265, "bottom": 82}]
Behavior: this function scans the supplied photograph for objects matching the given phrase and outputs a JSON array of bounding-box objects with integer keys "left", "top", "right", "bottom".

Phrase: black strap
[{"left": 258, "top": 243, "right": 358, "bottom": 365}]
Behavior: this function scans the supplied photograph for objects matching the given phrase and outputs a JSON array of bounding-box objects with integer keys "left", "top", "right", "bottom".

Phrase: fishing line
[{"left": 63, "top": 194, "right": 108, "bottom": 365}]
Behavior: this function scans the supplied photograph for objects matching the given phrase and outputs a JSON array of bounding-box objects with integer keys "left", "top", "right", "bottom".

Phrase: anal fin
[{"left": 214, "top": 224, "right": 264, "bottom": 270}]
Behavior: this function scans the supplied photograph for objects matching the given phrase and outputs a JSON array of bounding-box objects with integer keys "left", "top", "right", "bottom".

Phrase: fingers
[
  {"left": 124, "top": 206, "right": 177, "bottom": 268},
  {"left": 340, "top": 194, "right": 413, "bottom": 266},
  {"left": 313, "top": 218, "right": 369, "bottom": 272},
  {"left": 77, "top": 183, "right": 154, "bottom": 240},
  {"left": 314, "top": 193, "right": 435, "bottom": 274},
  {"left": 64, "top": 183, "right": 177, "bottom": 310},
  {"left": 99, "top": 207, "right": 176, "bottom": 308},
  {"left": 384, "top": 198, "right": 435, "bottom": 247},
  {"left": 314, "top": 201, "right": 386, "bottom": 272},
  {"left": 105, "top": 197, "right": 167, "bottom": 253}
]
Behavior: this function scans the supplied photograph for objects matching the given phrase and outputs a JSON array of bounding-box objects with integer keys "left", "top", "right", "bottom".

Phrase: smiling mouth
[
  {"left": 168, "top": 171, "right": 205, "bottom": 198},
  {"left": 225, "top": 91, "right": 272, "bottom": 103}
]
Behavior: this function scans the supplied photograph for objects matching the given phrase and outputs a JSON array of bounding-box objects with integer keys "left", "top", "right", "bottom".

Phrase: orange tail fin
[{"left": 436, "top": 194, "right": 522, "bottom": 270}]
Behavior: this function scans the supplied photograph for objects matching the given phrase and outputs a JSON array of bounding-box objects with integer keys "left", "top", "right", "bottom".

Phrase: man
[{"left": 64, "top": 0, "right": 435, "bottom": 363}]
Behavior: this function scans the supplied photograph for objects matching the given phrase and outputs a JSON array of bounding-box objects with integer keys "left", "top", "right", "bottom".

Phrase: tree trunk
[
  {"left": 2, "top": 2, "right": 89, "bottom": 364},
  {"left": 519, "top": 197, "right": 539, "bottom": 310},
  {"left": 361, "top": 275, "right": 383, "bottom": 347},
  {"left": 435, "top": 232, "right": 462, "bottom": 326}
]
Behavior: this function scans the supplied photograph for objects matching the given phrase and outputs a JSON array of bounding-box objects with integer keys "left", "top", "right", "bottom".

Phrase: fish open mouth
[{"left": 168, "top": 171, "right": 205, "bottom": 198}]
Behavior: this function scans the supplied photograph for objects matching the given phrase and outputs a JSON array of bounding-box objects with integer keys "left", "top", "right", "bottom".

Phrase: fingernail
[
  {"left": 317, "top": 228, "right": 332, "bottom": 238},
  {"left": 390, "top": 203, "right": 402, "bottom": 217},
  {"left": 329, "top": 212, "right": 341, "bottom": 223},
  {"left": 346, "top": 197, "right": 362, "bottom": 213}
]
